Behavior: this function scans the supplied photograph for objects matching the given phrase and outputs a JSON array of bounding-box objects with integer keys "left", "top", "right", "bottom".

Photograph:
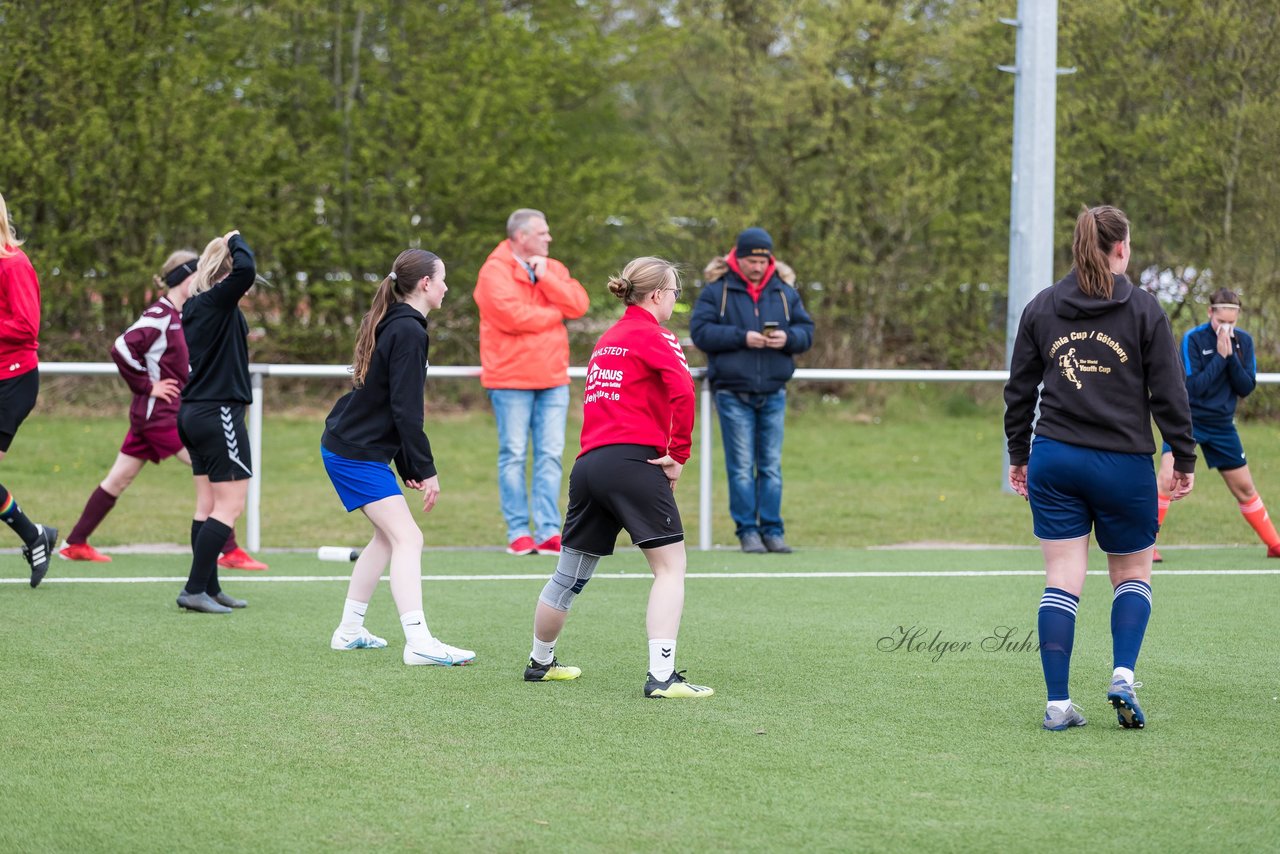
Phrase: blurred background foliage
[{"left": 3, "top": 0, "right": 1279, "bottom": 410}]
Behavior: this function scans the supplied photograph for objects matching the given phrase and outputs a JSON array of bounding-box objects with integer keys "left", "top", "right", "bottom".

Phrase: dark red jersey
[
  {"left": 579, "top": 305, "right": 695, "bottom": 463},
  {"left": 110, "top": 296, "right": 189, "bottom": 431}
]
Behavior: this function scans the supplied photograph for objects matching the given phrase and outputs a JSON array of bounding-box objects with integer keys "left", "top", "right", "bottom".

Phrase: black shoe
[
  {"left": 213, "top": 591, "right": 247, "bottom": 609},
  {"left": 739, "top": 532, "right": 767, "bottom": 554},
  {"left": 523, "top": 657, "right": 582, "bottom": 681},
  {"left": 177, "top": 590, "right": 232, "bottom": 614},
  {"left": 762, "top": 534, "right": 792, "bottom": 554},
  {"left": 23, "top": 525, "right": 57, "bottom": 588},
  {"left": 643, "top": 670, "right": 715, "bottom": 699}
]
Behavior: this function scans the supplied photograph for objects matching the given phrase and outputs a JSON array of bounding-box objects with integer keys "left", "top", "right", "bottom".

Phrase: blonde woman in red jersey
[
  {"left": 521, "top": 257, "right": 713, "bottom": 699},
  {"left": 0, "top": 191, "right": 57, "bottom": 587}
]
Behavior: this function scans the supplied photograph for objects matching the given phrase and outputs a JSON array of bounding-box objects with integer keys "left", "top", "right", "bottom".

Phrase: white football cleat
[
  {"left": 330, "top": 626, "right": 388, "bottom": 650},
  {"left": 403, "top": 638, "right": 476, "bottom": 666}
]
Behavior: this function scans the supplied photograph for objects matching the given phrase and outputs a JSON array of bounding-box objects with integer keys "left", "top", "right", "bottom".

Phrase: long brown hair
[
  {"left": 1071, "top": 205, "right": 1129, "bottom": 299},
  {"left": 351, "top": 248, "right": 440, "bottom": 387}
]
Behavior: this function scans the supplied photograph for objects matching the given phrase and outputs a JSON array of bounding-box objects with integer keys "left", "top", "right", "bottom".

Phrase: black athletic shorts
[
  {"left": 562, "top": 443, "right": 684, "bottom": 556},
  {"left": 0, "top": 369, "right": 39, "bottom": 453},
  {"left": 177, "top": 401, "right": 253, "bottom": 482}
]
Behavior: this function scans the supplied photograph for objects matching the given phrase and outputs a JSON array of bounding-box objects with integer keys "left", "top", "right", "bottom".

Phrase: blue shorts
[
  {"left": 321, "top": 446, "right": 402, "bottom": 512},
  {"left": 1162, "top": 418, "right": 1246, "bottom": 471},
  {"left": 1027, "top": 436, "right": 1157, "bottom": 554}
]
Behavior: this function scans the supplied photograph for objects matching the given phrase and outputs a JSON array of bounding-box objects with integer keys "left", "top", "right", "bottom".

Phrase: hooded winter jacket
[
  {"left": 321, "top": 302, "right": 437, "bottom": 482},
  {"left": 689, "top": 255, "right": 814, "bottom": 394},
  {"left": 1004, "top": 271, "right": 1195, "bottom": 473}
]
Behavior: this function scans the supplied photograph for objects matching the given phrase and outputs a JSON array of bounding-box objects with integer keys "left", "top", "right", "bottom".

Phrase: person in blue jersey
[
  {"left": 1005, "top": 205, "right": 1195, "bottom": 731},
  {"left": 321, "top": 249, "right": 475, "bottom": 667},
  {"left": 1153, "top": 288, "right": 1279, "bottom": 560}
]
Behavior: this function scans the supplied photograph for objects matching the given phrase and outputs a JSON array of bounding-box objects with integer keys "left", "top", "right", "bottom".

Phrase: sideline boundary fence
[{"left": 41, "top": 363, "right": 1280, "bottom": 551}]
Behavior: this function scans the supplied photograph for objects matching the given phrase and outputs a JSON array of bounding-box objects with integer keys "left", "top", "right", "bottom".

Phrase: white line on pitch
[{"left": 5, "top": 568, "right": 1280, "bottom": 585}]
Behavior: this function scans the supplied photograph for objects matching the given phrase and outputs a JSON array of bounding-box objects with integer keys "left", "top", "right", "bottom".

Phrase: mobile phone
[{"left": 763, "top": 321, "right": 780, "bottom": 331}]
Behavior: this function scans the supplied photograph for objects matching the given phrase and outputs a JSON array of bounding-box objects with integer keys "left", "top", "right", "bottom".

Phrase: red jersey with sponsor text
[{"left": 578, "top": 305, "right": 695, "bottom": 463}]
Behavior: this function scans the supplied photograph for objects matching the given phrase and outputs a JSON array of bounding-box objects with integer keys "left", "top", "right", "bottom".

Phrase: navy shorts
[
  {"left": 322, "top": 446, "right": 402, "bottom": 512},
  {"left": 562, "top": 444, "right": 684, "bottom": 556},
  {"left": 1161, "top": 418, "right": 1247, "bottom": 471},
  {"left": 1027, "top": 435, "right": 1157, "bottom": 554}
]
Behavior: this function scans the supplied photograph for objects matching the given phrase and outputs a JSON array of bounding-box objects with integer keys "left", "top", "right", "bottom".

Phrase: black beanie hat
[{"left": 734, "top": 227, "right": 773, "bottom": 259}]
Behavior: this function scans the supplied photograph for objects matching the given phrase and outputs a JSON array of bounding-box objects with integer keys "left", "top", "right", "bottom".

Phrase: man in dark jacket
[{"left": 690, "top": 227, "right": 814, "bottom": 553}]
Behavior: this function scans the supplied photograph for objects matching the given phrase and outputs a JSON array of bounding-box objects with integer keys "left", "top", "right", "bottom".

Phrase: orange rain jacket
[{"left": 473, "top": 239, "right": 590, "bottom": 389}]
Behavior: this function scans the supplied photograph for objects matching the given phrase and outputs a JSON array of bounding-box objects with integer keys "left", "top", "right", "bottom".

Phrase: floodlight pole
[{"left": 998, "top": 1, "right": 1073, "bottom": 491}]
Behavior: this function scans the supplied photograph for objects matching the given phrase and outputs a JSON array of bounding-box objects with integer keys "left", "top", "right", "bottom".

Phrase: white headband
[{"left": 1210, "top": 303, "right": 1240, "bottom": 309}]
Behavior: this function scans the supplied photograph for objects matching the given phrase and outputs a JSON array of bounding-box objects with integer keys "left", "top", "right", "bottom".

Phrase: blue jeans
[
  {"left": 487, "top": 386, "right": 569, "bottom": 542},
  {"left": 714, "top": 389, "right": 786, "bottom": 538}
]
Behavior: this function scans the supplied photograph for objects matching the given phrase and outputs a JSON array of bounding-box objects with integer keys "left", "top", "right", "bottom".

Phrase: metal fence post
[
  {"left": 247, "top": 369, "right": 264, "bottom": 552},
  {"left": 699, "top": 378, "right": 713, "bottom": 552}
]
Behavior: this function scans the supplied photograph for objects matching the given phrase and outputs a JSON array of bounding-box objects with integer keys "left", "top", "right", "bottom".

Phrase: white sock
[
  {"left": 1047, "top": 698, "right": 1073, "bottom": 714},
  {"left": 649, "top": 638, "right": 676, "bottom": 681},
  {"left": 1113, "top": 667, "right": 1135, "bottom": 685},
  {"left": 339, "top": 598, "right": 368, "bottom": 632},
  {"left": 400, "top": 610, "right": 432, "bottom": 646},
  {"left": 531, "top": 636, "right": 556, "bottom": 665}
]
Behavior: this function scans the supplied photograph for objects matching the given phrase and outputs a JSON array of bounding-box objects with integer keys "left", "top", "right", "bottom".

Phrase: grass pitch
[{"left": 3, "top": 547, "right": 1277, "bottom": 852}]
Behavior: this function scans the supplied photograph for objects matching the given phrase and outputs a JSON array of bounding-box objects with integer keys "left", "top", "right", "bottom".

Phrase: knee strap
[{"left": 538, "top": 548, "right": 599, "bottom": 611}]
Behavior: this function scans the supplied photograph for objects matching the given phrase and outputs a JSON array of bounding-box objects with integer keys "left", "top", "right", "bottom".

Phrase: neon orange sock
[
  {"left": 1157, "top": 493, "right": 1171, "bottom": 529},
  {"left": 1238, "top": 496, "right": 1280, "bottom": 548}
]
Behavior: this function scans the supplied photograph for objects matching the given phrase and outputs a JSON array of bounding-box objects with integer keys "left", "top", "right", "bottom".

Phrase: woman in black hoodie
[
  {"left": 175, "top": 230, "right": 257, "bottom": 614},
  {"left": 1005, "top": 205, "right": 1195, "bottom": 732},
  {"left": 321, "top": 249, "right": 474, "bottom": 667}
]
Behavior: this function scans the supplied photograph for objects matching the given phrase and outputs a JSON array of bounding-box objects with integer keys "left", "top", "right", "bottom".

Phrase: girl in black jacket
[
  {"left": 1005, "top": 205, "right": 1194, "bottom": 732},
  {"left": 175, "top": 230, "right": 257, "bottom": 614},
  {"left": 321, "top": 249, "right": 474, "bottom": 667}
]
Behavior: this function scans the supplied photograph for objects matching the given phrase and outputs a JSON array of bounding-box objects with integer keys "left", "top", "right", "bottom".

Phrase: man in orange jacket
[{"left": 474, "top": 209, "right": 589, "bottom": 556}]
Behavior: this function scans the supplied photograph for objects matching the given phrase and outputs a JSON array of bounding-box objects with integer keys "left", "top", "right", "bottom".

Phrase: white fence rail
[{"left": 40, "top": 362, "right": 1280, "bottom": 551}]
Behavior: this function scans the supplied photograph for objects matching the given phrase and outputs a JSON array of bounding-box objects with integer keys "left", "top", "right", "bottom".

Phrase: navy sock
[
  {"left": 185, "top": 518, "right": 231, "bottom": 596},
  {"left": 1038, "top": 587, "right": 1079, "bottom": 702},
  {"left": 0, "top": 483, "right": 40, "bottom": 545},
  {"left": 1111, "top": 579, "right": 1152, "bottom": 673}
]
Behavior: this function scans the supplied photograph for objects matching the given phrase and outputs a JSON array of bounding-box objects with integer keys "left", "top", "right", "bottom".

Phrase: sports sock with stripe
[
  {"left": 531, "top": 636, "right": 556, "bottom": 665},
  {"left": 1111, "top": 579, "right": 1152, "bottom": 674},
  {"left": 0, "top": 484, "right": 40, "bottom": 546},
  {"left": 1038, "top": 587, "right": 1078, "bottom": 702},
  {"left": 1238, "top": 496, "right": 1280, "bottom": 548}
]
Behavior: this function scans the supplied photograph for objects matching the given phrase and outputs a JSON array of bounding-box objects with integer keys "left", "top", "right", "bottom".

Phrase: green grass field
[
  {"left": 4, "top": 394, "right": 1278, "bottom": 850},
  {"left": 3, "top": 548, "right": 1277, "bottom": 851}
]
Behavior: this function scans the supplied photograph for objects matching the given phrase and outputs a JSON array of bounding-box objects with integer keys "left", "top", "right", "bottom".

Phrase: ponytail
[
  {"left": 1071, "top": 205, "right": 1129, "bottom": 300},
  {"left": 188, "top": 237, "right": 233, "bottom": 296},
  {"left": 351, "top": 248, "right": 439, "bottom": 387}
]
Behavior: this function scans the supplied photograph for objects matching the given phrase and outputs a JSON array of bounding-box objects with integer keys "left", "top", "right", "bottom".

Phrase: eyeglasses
[{"left": 664, "top": 287, "right": 683, "bottom": 299}]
